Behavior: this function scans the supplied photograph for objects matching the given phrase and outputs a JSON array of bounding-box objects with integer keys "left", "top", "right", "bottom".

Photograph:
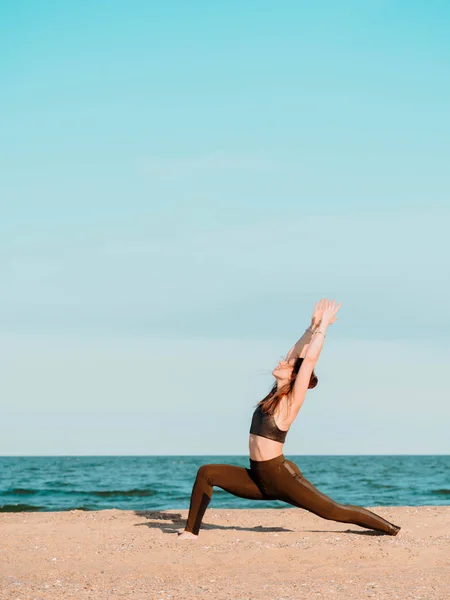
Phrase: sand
[{"left": 0, "top": 506, "right": 448, "bottom": 599}]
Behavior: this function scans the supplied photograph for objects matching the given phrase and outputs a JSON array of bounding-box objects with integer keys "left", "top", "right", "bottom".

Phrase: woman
[{"left": 178, "top": 299, "right": 401, "bottom": 539}]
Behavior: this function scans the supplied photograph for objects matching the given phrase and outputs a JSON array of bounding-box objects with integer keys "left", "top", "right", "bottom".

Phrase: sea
[{"left": 0, "top": 455, "right": 448, "bottom": 513}]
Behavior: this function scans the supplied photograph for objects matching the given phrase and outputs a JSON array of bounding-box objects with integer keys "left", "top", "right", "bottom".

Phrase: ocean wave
[
  {"left": 2, "top": 488, "right": 36, "bottom": 495},
  {"left": 1, "top": 488, "right": 157, "bottom": 498},
  {"left": 89, "top": 488, "right": 157, "bottom": 498},
  {"left": 0, "top": 503, "right": 45, "bottom": 512}
]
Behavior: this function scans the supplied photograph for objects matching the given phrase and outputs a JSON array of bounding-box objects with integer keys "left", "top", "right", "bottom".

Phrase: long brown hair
[{"left": 254, "top": 357, "right": 318, "bottom": 417}]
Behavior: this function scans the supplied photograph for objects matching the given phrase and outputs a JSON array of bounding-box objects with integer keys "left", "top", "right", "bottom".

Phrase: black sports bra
[{"left": 249, "top": 404, "right": 289, "bottom": 443}]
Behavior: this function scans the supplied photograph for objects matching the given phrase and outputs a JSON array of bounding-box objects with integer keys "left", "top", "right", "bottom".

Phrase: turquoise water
[{"left": 0, "top": 455, "right": 448, "bottom": 512}]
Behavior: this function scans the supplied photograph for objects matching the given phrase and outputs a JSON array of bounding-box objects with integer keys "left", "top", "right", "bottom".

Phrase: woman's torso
[{"left": 249, "top": 394, "right": 293, "bottom": 461}]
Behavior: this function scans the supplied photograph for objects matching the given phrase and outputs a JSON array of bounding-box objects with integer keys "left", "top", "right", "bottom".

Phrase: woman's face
[{"left": 272, "top": 357, "right": 296, "bottom": 380}]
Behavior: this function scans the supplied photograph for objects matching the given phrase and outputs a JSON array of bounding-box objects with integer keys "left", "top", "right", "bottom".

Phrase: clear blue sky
[{"left": 1, "top": 1, "right": 449, "bottom": 455}]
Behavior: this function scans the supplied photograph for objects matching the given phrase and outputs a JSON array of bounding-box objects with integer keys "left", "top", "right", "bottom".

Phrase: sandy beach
[{"left": 0, "top": 505, "right": 448, "bottom": 599}]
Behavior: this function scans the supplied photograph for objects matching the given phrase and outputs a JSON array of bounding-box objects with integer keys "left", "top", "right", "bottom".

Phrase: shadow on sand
[{"left": 132, "top": 510, "right": 385, "bottom": 536}]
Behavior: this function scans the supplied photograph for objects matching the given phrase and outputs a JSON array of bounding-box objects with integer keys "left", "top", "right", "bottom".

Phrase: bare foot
[{"left": 177, "top": 530, "right": 199, "bottom": 540}]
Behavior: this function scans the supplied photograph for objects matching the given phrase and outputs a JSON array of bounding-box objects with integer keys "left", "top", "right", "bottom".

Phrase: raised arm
[
  {"left": 303, "top": 319, "right": 330, "bottom": 362},
  {"left": 287, "top": 300, "right": 341, "bottom": 423},
  {"left": 285, "top": 326, "right": 317, "bottom": 361},
  {"left": 285, "top": 299, "right": 327, "bottom": 360},
  {"left": 304, "top": 299, "right": 341, "bottom": 362}
]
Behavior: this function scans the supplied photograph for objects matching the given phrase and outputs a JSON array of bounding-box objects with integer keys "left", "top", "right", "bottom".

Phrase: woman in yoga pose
[{"left": 178, "top": 298, "right": 401, "bottom": 539}]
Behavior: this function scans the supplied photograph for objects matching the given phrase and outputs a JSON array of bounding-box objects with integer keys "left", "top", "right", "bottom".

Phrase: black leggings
[{"left": 184, "top": 453, "right": 400, "bottom": 536}]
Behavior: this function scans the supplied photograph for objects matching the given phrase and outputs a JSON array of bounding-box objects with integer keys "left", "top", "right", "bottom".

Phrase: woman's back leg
[{"left": 278, "top": 460, "right": 400, "bottom": 535}]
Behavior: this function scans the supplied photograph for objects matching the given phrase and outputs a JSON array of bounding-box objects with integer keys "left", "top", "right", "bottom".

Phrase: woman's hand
[
  {"left": 311, "top": 298, "right": 327, "bottom": 328},
  {"left": 321, "top": 299, "right": 342, "bottom": 325}
]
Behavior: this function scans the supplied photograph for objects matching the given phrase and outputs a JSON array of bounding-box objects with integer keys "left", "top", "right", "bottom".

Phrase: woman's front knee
[
  {"left": 197, "top": 464, "right": 211, "bottom": 477},
  {"left": 196, "top": 464, "right": 217, "bottom": 483}
]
